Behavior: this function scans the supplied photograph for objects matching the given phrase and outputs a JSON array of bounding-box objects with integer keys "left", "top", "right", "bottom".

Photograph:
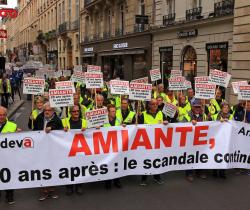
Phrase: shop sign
[
  {"left": 159, "top": 46, "right": 173, "bottom": 53},
  {"left": 206, "top": 42, "right": 228, "bottom": 50},
  {"left": 84, "top": 47, "right": 94, "bottom": 53},
  {"left": 113, "top": 42, "right": 128, "bottom": 49},
  {"left": 177, "top": 29, "right": 198, "bottom": 39}
]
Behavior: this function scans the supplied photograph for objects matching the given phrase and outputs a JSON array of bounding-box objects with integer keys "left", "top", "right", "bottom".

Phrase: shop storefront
[
  {"left": 81, "top": 33, "right": 152, "bottom": 81},
  {"left": 152, "top": 17, "right": 233, "bottom": 87}
]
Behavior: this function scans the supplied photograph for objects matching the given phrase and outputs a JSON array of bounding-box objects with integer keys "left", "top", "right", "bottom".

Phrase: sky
[{"left": 1, "top": 0, "right": 17, "bottom": 8}]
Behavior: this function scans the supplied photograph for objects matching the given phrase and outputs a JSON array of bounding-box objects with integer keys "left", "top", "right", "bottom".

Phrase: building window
[
  {"left": 133, "top": 54, "right": 147, "bottom": 79},
  {"left": 206, "top": 42, "right": 228, "bottom": 73},
  {"left": 76, "top": 57, "right": 79, "bottom": 65},
  {"left": 75, "top": 34, "right": 79, "bottom": 50},
  {"left": 139, "top": 0, "right": 145, "bottom": 15},
  {"left": 160, "top": 47, "right": 173, "bottom": 85}
]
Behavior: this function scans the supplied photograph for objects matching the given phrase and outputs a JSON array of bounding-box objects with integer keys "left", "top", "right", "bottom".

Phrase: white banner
[
  {"left": 87, "top": 65, "right": 101, "bottom": 72},
  {"left": 162, "top": 103, "right": 177, "bottom": 118},
  {"left": 129, "top": 83, "right": 152, "bottom": 101},
  {"left": 195, "top": 83, "right": 216, "bottom": 100},
  {"left": 150, "top": 69, "right": 161, "bottom": 82},
  {"left": 238, "top": 85, "right": 250, "bottom": 100},
  {"left": 49, "top": 89, "right": 74, "bottom": 108},
  {"left": 209, "top": 69, "right": 231, "bottom": 88},
  {"left": 168, "top": 77, "right": 186, "bottom": 91},
  {"left": 71, "top": 71, "right": 85, "bottom": 84},
  {"left": 184, "top": 80, "right": 192, "bottom": 89},
  {"left": 23, "top": 78, "right": 45, "bottom": 95},
  {"left": 131, "top": 77, "right": 148, "bottom": 84},
  {"left": 232, "top": 81, "right": 248, "bottom": 94},
  {"left": 110, "top": 80, "right": 129, "bottom": 95},
  {"left": 85, "top": 72, "right": 104, "bottom": 89},
  {"left": 63, "top": 70, "right": 72, "bottom": 77},
  {"left": 54, "top": 71, "right": 63, "bottom": 78},
  {"left": 55, "top": 81, "right": 76, "bottom": 93},
  {"left": 85, "top": 108, "right": 109, "bottom": 128},
  {"left": 0, "top": 121, "right": 249, "bottom": 190}
]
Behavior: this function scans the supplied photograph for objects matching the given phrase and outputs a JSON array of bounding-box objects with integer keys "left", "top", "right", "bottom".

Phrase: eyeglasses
[{"left": 72, "top": 110, "right": 80, "bottom": 113}]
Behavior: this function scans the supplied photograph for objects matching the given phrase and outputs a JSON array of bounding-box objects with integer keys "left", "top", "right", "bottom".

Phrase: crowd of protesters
[{"left": 0, "top": 71, "right": 250, "bottom": 205}]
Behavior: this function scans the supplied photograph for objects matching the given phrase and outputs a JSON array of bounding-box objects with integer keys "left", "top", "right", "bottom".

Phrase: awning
[{"left": 99, "top": 49, "right": 145, "bottom": 56}]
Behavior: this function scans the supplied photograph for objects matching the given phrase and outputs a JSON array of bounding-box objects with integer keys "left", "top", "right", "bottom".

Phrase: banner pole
[
  {"left": 135, "top": 101, "right": 140, "bottom": 125},
  {"left": 31, "top": 95, "right": 34, "bottom": 129},
  {"left": 95, "top": 88, "right": 97, "bottom": 109},
  {"left": 244, "top": 100, "right": 248, "bottom": 122}
]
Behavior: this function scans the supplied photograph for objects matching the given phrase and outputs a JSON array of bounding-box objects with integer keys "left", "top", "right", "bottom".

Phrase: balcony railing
[
  {"left": 134, "top": 24, "right": 147, "bottom": 33},
  {"left": 58, "top": 22, "right": 67, "bottom": 34},
  {"left": 214, "top": 0, "right": 234, "bottom": 17},
  {"left": 70, "top": 19, "right": 79, "bottom": 30},
  {"left": 186, "top": 7, "right": 202, "bottom": 21},
  {"left": 93, "top": 34, "right": 100, "bottom": 41},
  {"left": 115, "top": 28, "right": 124, "bottom": 36},
  {"left": 84, "top": 0, "right": 97, "bottom": 7},
  {"left": 163, "top": 13, "right": 176, "bottom": 26},
  {"left": 103, "top": 31, "right": 111, "bottom": 39}
]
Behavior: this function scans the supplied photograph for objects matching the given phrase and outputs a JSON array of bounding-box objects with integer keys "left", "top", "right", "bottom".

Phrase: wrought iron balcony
[
  {"left": 163, "top": 13, "right": 176, "bottom": 26},
  {"left": 103, "top": 31, "right": 111, "bottom": 39},
  {"left": 84, "top": 0, "right": 97, "bottom": 7},
  {"left": 134, "top": 24, "right": 146, "bottom": 33},
  {"left": 58, "top": 22, "right": 67, "bottom": 34},
  {"left": 186, "top": 7, "right": 202, "bottom": 21},
  {"left": 115, "top": 28, "right": 124, "bottom": 36},
  {"left": 214, "top": 0, "right": 234, "bottom": 17},
  {"left": 93, "top": 33, "right": 100, "bottom": 41},
  {"left": 70, "top": 19, "right": 79, "bottom": 30}
]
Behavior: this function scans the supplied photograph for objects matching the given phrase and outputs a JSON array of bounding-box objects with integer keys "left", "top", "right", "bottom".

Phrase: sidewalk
[{"left": 7, "top": 94, "right": 25, "bottom": 118}]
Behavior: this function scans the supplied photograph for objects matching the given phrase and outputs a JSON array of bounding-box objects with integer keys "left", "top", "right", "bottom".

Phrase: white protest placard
[
  {"left": 168, "top": 77, "right": 186, "bottom": 91},
  {"left": 129, "top": 83, "right": 152, "bottom": 101},
  {"left": 49, "top": 89, "right": 74, "bottom": 108},
  {"left": 70, "top": 71, "right": 85, "bottom": 84},
  {"left": 209, "top": 69, "right": 231, "bottom": 88},
  {"left": 85, "top": 108, "right": 109, "bottom": 128},
  {"left": 195, "top": 83, "right": 216, "bottom": 100},
  {"left": 74, "top": 65, "right": 82, "bottom": 71},
  {"left": 195, "top": 76, "right": 210, "bottom": 84},
  {"left": 85, "top": 72, "right": 104, "bottom": 89},
  {"left": 162, "top": 103, "right": 177, "bottom": 118},
  {"left": 232, "top": 81, "right": 248, "bottom": 94},
  {"left": 150, "top": 69, "right": 161, "bottom": 82},
  {"left": 238, "top": 85, "right": 250, "bottom": 100},
  {"left": 87, "top": 65, "right": 101, "bottom": 72},
  {"left": 54, "top": 71, "right": 63, "bottom": 78},
  {"left": 55, "top": 81, "right": 76, "bottom": 93},
  {"left": 23, "top": 78, "right": 45, "bottom": 95},
  {"left": 13, "top": 67, "right": 19, "bottom": 71},
  {"left": 131, "top": 77, "right": 149, "bottom": 83},
  {"left": 170, "top": 70, "right": 182, "bottom": 77},
  {"left": 184, "top": 80, "right": 192, "bottom": 89},
  {"left": 63, "top": 70, "right": 72, "bottom": 77},
  {"left": 110, "top": 80, "right": 130, "bottom": 95}
]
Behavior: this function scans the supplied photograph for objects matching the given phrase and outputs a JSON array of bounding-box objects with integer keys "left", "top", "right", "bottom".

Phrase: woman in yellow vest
[
  {"left": 211, "top": 101, "right": 233, "bottom": 179},
  {"left": 62, "top": 105, "right": 87, "bottom": 195},
  {"left": 177, "top": 94, "right": 191, "bottom": 122},
  {"left": 0, "top": 73, "right": 12, "bottom": 108},
  {"left": 28, "top": 96, "right": 44, "bottom": 129}
]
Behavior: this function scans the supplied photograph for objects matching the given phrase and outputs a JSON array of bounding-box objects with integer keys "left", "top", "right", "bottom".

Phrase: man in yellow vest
[
  {"left": 62, "top": 105, "right": 87, "bottom": 195},
  {"left": 116, "top": 98, "right": 135, "bottom": 125},
  {"left": 139, "top": 99, "right": 168, "bottom": 186},
  {"left": 0, "top": 73, "right": 11, "bottom": 108},
  {"left": 104, "top": 104, "right": 123, "bottom": 189},
  {"left": 165, "top": 89, "right": 178, "bottom": 105},
  {"left": 210, "top": 88, "right": 224, "bottom": 118},
  {"left": 0, "top": 106, "right": 21, "bottom": 204},
  {"left": 28, "top": 96, "right": 44, "bottom": 129}
]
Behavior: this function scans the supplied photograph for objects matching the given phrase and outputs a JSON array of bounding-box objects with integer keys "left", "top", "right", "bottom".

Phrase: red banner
[
  {"left": 0, "top": 8, "right": 18, "bottom": 18},
  {"left": 0, "top": 29, "right": 7, "bottom": 38}
]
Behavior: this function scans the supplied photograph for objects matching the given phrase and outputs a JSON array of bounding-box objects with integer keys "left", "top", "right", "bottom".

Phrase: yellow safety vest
[
  {"left": 116, "top": 109, "right": 135, "bottom": 124},
  {"left": 184, "top": 113, "right": 207, "bottom": 122},
  {"left": 61, "top": 118, "right": 87, "bottom": 129},
  {"left": 210, "top": 99, "right": 224, "bottom": 113},
  {"left": 0, "top": 79, "right": 11, "bottom": 94},
  {"left": 143, "top": 111, "right": 164, "bottom": 124},
  {"left": 104, "top": 117, "right": 122, "bottom": 127},
  {"left": 178, "top": 103, "right": 191, "bottom": 121},
  {"left": 211, "top": 113, "right": 233, "bottom": 121},
  {"left": 115, "top": 96, "right": 121, "bottom": 109},
  {"left": 1, "top": 121, "right": 17, "bottom": 133},
  {"left": 31, "top": 109, "right": 42, "bottom": 120},
  {"left": 165, "top": 95, "right": 178, "bottom": 106}
]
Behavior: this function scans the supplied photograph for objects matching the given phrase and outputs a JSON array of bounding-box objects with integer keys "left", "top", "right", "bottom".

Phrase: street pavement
[{"left": 0, "top": 98, "right": 250, "bottom": 210}]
